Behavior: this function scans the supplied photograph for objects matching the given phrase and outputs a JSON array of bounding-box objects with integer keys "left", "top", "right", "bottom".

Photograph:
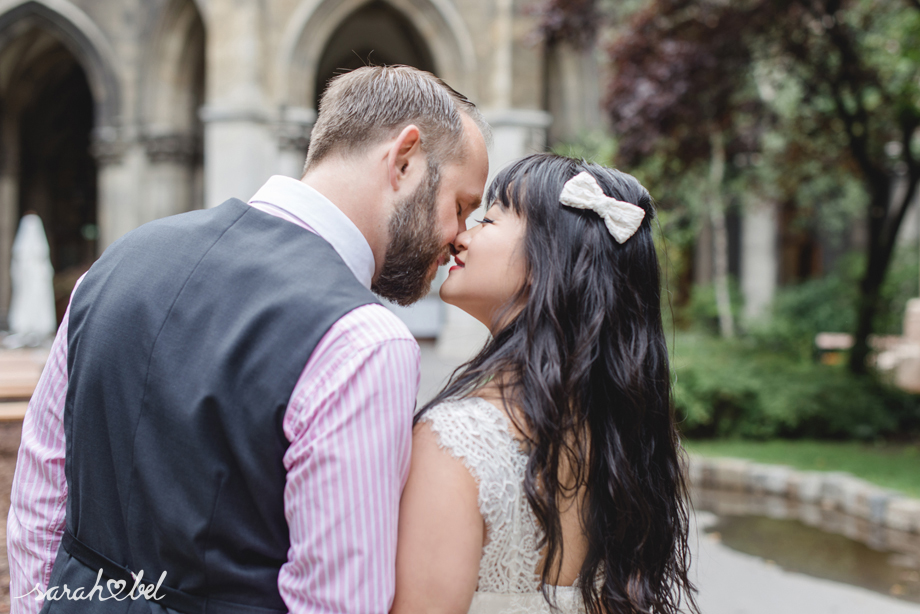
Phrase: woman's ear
[{"left": 387, "top": 124, "right": 423, "bottom": 191}]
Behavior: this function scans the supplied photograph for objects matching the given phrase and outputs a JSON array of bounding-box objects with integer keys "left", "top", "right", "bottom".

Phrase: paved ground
[{"left": 691, "top": 512, "right": 920, "bottom": 614}]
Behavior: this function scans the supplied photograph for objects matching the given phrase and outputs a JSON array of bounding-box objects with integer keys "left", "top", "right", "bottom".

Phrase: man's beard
[{"left": 372, "top": 161, "right": 448, "bottom": 306}]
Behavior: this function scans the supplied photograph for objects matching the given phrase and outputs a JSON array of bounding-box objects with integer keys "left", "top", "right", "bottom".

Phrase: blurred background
[{"left": 0, "top": 0, "right": 919, "bottom": 612}]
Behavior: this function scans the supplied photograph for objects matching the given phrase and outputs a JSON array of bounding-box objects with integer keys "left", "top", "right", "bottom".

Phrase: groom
[{"left": 8, "top": 65, "right": 490, "bottom": 614}]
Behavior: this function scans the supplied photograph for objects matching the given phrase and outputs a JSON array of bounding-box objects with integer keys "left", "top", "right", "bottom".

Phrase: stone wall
[{"left": 688, "top": 455, "right": 920, "bottom": 535}]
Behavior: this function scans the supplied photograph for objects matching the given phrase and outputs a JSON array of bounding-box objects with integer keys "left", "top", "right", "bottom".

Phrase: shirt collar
[{"left": 248, "top": 175, "right": 375, "bottom": 289}]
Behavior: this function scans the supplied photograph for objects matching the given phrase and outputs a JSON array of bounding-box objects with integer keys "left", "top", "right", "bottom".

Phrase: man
[{"left": 8, "top": 65, "right": 490, "bottom": 614}]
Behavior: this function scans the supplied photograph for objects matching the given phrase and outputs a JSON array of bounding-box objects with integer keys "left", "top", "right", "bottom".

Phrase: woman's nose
[{"left": 451, "top": 227, "right": 473, "bottom": 253}]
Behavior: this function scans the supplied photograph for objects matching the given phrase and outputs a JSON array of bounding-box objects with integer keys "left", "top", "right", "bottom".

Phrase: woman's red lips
[{"left": 449, "top": 256, "right": 465, "bottom": 273}]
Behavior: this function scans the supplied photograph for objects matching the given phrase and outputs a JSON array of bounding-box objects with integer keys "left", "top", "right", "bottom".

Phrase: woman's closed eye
[{"left": 475, "top": 218, "right": 495, "bottom": 225}]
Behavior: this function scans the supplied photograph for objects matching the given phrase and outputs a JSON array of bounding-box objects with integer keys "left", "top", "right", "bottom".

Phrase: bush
[
  {"left": 747, "top": 273, "right": 855, "bottom": 359},
  {"left": 672, "top": 332, "right": 920, "bottom": 441}
]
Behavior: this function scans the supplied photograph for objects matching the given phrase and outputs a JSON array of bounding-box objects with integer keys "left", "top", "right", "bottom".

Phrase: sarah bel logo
[{"left": 16, "top": 568, "right": 167, "bottom": 602}]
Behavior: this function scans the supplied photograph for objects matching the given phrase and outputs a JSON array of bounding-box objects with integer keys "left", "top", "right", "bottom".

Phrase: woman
[{"left": 391, "top": 154, "right": 698, "bottom": 614}]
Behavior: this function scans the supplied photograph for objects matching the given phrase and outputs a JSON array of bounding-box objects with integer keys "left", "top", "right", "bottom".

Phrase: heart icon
[{"left": 106, "top": 579, "right": 127, "bottom": 600}]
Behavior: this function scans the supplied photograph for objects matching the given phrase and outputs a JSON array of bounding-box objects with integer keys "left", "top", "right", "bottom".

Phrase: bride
[{"left": 390, "top": 154, "right": 698, "bottom": 614}]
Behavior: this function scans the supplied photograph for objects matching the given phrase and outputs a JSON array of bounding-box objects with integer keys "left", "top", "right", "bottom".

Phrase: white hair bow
[{"left": 559, "top": 171, "right": 646, "bottom": 244}]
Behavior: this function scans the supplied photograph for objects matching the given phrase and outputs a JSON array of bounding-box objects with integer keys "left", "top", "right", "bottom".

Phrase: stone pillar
[
  {"left": 0, "top": 169, "right": 16, "bottom": 328},
  {"left": 694, "top": 218, "right": 713, "bottom": 285},
  {"left": 275, "top": 106, "right": 315, "bottom": 179},
  {"left": 93, "top": 127, "right": 145, "bottom": 252},
  {"left": 546, "top": 44, "right": 603, "bottom": 144},
  {"left": 201, "top": 0, "right": 274, "bottom": 207},
  {"left": 141, "top": 134, "right": 199, "bottom": 223},
  {"left": 201, "top": 107, "right": 275, "bottom": 207},
  {"left": 491, "top": 0, "right": 514, "bottom": 110},
  {"left": 0, "top": 114, "right": 19, "bottom": 328},
  {"left": 484, "top": 109, "right": 553, "bottom": 180},
  {"left": 741, "top": 200, "right": 778, "bottom": 321}
]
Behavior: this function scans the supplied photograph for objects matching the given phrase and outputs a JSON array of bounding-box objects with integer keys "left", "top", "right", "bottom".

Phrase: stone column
[
  {"left": 201, "top": 107, "right": 275, "bottom": 207},
  {"left": 546, "top": 44, "right": 603, "bottom": 144},
  {"left": 275, "top": 106, "right": 315, "bottom": 179},
  {"left": 0, "top": 114, "right": 20, "bottom": 328},
  {"left": 0, "top": 167, "right": 16, "bottom": 328},
  {"left": 694, "top": 218, "right": 714, "bottom": 285},
  {"left": 141, "top": 134, "right": 199, "bottom": 223},
  {"left": 201, "top": 0, "right": 274, "bottom": 207},
  {"left": 484, "top": 109, "right": 553, "bottom": 180},
  {"left": 741, "top": 200, "right": 778, "bottom": 321},
  {"left": 93, "top": 127, "right": 145, "bottom": 252}
]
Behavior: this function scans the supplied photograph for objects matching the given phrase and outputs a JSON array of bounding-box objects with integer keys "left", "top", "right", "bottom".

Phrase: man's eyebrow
[{"left": 463, "top": 195, "right": 482, "bottom": 214}]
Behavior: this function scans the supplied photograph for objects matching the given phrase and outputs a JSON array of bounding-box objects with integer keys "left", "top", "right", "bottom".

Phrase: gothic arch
[
  {"left": 278, "top": 0, "right": 478, "bottom": 109},
  {"left": 0, "top": 1, "right": 108, "bottom": 324},
  {"left": 0, "top": 0, "right": 121, "bottom": 128},
  {"left": 139, "top": 0, "right": 205, "bottom": 134}
]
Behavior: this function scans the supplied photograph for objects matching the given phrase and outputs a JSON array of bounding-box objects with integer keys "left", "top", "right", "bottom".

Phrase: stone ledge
[{"left": 688, "top": 454, "right": 920, "bottom": 534}]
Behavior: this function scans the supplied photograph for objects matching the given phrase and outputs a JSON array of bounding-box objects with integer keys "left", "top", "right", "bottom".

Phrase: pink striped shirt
[{"left": 8, "top": 176, "right": 421, "bottom": 614}]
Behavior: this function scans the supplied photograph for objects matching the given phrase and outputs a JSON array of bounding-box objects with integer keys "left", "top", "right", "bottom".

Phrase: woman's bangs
[{"left": 485, "top": 159, "right": 537, "bottom": 217}]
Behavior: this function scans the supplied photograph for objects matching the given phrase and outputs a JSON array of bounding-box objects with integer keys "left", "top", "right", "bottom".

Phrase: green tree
[
  {"left": 551, "top": 0, "right": 920, "bottom": 373},
  {"left": 608, "top": 3, "right": 776, "bottom": 338}
]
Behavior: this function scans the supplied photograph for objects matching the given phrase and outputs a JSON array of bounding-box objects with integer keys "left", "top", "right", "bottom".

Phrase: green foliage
[
  {"left": 551, "top": 130, "right": 617, "bottom": 165},
  {"left": 683, "top": 279, "right": 744, "bottom": 335},
  {"left": 876, "top": 245, "right": 920, "bottom": 334},
  {"left": 672, "top": 332, "right": 920, "bottom": 441},
  {"left": 594, "top": 0, "right": 920, "bottom": 371}
]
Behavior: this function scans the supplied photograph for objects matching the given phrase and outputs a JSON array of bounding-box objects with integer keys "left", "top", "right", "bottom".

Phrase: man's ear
[{"left": 387, "top": 125, "right": 422, "bottom": 191}]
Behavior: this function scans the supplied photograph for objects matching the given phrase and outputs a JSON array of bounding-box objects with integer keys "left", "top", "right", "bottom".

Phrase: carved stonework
[
  {"left": 276, "top": 122, "right": 312, "bottom": 153},
  {"left": 91, "top": 126, "right": 127, "bottom": 166},
  {"left": 144, "top": 134, "right": 199, "bottom": 165},
  {"left": 276, "top": 106, "right": 316, "bottom": 153}
]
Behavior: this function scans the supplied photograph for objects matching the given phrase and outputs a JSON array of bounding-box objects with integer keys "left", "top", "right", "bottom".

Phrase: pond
[{"left": 694, "top": 488, "right": 920, "bottom": 604}]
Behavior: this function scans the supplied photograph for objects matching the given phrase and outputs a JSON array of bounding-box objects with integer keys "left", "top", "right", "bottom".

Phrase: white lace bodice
[{"left": 418, "top": 397, "right": 584, "bottom": 614}]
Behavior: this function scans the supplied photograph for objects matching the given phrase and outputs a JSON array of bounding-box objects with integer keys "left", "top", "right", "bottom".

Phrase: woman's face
[{"left": 439, "top": 203, "right": 528, "bottom": 332}]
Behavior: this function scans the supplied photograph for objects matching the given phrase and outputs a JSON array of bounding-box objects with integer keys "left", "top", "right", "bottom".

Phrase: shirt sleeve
[
  {"left": 278, "top": 303, "right": 420, "bottom": 614},
  {"left": 8, "top": 304, "right": 72, "bottom": 613}
]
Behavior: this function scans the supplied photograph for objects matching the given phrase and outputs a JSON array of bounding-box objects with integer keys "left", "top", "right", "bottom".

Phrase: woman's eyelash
[{"left": 476, "top": 218, "right": 495, "bottom": 224}]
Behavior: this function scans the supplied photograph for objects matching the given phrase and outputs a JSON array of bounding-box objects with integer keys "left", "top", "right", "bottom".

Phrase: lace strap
[{"left": 417, "top": 398, "right": 524, "bottom": 531}]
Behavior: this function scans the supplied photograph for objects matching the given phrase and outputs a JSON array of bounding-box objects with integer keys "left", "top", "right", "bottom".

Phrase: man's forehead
[{"left": 443, "top": 157, "right": 486, "bottom": 190}]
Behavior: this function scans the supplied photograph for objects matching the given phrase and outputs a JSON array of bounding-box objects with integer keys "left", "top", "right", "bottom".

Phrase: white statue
[{"left": 7, "top": 213, "right": 57, "bottom": 345}]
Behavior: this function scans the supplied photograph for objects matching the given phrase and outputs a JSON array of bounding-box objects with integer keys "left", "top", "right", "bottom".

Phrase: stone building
[{"left": 0, "top": 0, "right": 601, "bottom": 352}]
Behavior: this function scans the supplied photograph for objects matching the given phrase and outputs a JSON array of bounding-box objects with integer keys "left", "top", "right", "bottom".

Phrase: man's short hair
[{"left": 304, "top": 65, "right": 490, "bottom": 172}]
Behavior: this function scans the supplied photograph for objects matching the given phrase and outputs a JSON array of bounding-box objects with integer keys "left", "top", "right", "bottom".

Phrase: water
[{"left": 694, "top": 488, "right": 920, "bottom": 604}]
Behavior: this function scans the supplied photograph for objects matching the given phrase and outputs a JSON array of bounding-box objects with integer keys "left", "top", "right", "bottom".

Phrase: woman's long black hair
[{"left": 416, "top": 153, "right": 698, "bottom": 614}]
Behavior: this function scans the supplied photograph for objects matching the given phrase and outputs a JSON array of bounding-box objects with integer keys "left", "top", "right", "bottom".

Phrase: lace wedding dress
[{"left": 418, "top": 397, "right": 586, "bottom": 614}]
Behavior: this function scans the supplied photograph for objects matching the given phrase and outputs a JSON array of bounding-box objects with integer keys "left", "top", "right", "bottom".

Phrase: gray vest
[{"left": 44, "top": 199, "right": 379, "bottom": 614}]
